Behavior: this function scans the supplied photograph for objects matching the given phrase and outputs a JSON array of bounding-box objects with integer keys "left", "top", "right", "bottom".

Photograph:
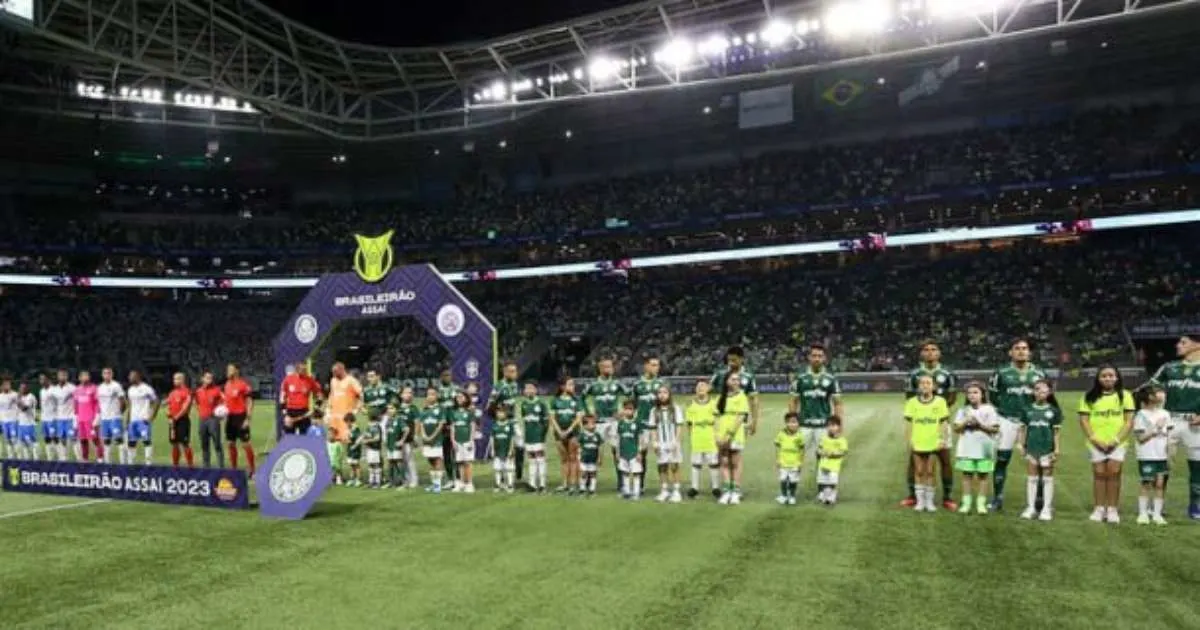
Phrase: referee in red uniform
[{"left": 279, "top": 363, "right": 322, "bottom": 435}]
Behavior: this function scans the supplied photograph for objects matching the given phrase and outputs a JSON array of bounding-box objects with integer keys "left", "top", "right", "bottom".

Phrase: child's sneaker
[
  {"left": 718, "top": 492, "right": 732, "bottom": 505},
  {"left": 669, "top": 490, "right": 682, "bottom": 504},
  {"left": 493, "top": 487, "right": 501, "bottom": 494},
  {"left": 464, "top": 484, "right": 476, "bottom": 494},
  {"left": 1152, "top": 514, "right": 1168, "bottom": 526},
  {"left": 786, "top": 496, "right": 797, "bottom": 506},
  {"left": 729, "top": 493, "right": 741, "bottom": 505},
  {"left": 711, "top": 488, "right": 722, "bottom": 499},
  {"left": 1136, "top": 513, "right": 1151, "bottom": 525},
  {"left": 1106, "top": 508, "right": 1121, "bottom": 525},
  {"left": 1089, "top": 507, "right": 1106, "bottom": 522},
  {"left": 775, "top": 495, "right": 787, "bottom": 505},
  {"left": 1038, "top": 509, "right": 1053, "bottom": 522},
  {"left": 975, "top": 500, "right": 988, "bottom": 515},
  {"left": 506, "top": 486, "right": 515, "bottom": 494},
  {"left": 656, "top": 490, "right": 670, "bottom": 503},
  {"left": 958, "top": 499, "right": 972, "bottom": 514},
  {"left": 923, "top": 502, "right": 938, "bottom": 513},
  {"left": 1020, "top": 507, "right": 1037, "bottom": 520}
]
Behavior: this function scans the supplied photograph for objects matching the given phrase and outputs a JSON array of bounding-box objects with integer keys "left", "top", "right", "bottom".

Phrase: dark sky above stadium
[{"left": 264, "top": 0, "right": 634, "bottom": 46}]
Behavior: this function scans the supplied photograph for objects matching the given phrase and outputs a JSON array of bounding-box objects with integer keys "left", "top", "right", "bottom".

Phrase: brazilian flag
[{"left": 814, "top": 73, "right": 868, "bottom": 109}]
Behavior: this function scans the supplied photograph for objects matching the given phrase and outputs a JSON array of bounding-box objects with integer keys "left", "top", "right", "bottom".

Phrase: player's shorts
[
  {"left": 387, "top": 448, "right": 404, "bottom": 461},
  {"left": 1, "top": 421, "right": 17, "bottom": 442},
  {"left": 455, "top": 442, "right": 475, "bottom": 463},
  {"left": 169, "top": 418, "right": 191, "bottom": 445},
  {"left": 1137, "top": 459, "right": 1169, "bottom": 482},
  {"left": 656, "top": 442, "right": 682, "bottom": 465},
  {"left": 801, "top": 427, "right": 826, "bottom": 457},
  {"left": 41, "top": 421, "right": 59, "bottom": 440},
  {"left": 580, "top": 461, "right": 598, "bottom": 473},
  {"left": 912, "top": 450, "right": 936, "bottom": 459},
  {"left": 817, "top": 469, "right": 840, "bottom": 486},
  {"left": 1088, "top": 444, "right": 1126, "bottom": 463},
  {"left": 99, "top": 418, "right": 123, "bottom": 442},
  {"left": 493, "top": 457, "right": 514, "bottom": 472},
  {"left": 525, "top": 442, "right": 545, "bottom": 455},
  {"left": 691, "top": 451, "right": 718, "bottom": 466},
  {"left": 225, "top": 413, "right": 251, "bottom": 443},
  {"left": 597, "top": 418, "right": 618, "bottom": 446},
  {"left": 17, "top": 424, "right": 36, "bottom": 444},
  {"left": 777, "top": 467, "right": 800, "bottom": 483},
  {"left": 1170, "top": 415, "right": 1200, "bottom": 458},
  {"left": 997, "top": 417, "right": 1022, "bottom": 451},
  {"left": 1025, "top": 454, "right": 1054, "bottom": 467},
  {"left": 956, "top": 457, "right": 995, "bottom": 474},
  {"left": 363, "top": 449, "right": 381, "bottom": 465},
  {"left": 347, "top": 450, "right": 361, "bottom": 465},
  {"left": 326, "top": 442, "right": 345, "bottom": 467},
  {"left": 127, "top": 419, "right": 152, "bottom": 444},
  {"left": 284, "top": 409, "right": 311, "bottom": 435},
  {"left": 618, "top": 457, "right": 643, "bottom": 474},
  {"left": 421, "top": 445, "right": 443, "bottom": 460},
  {"left": 76, "top": 419, "right": 97, "bottom": 441},
  {"left": 57, "top": 419, "right": 75, "bottom": 440}
]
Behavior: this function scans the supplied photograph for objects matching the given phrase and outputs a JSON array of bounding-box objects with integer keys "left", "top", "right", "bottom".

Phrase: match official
[
  {"left": 280, "top": 363, "right": 322, "bottom": 435},
  {"left": 194, "top": 371, "right": 224, "bottom": 468},
  {"left": 224, "top": 364, "right": 255, "bottom": 475},
  {"left": 166, "top": 372, "right": 194, "bottom": 468}
]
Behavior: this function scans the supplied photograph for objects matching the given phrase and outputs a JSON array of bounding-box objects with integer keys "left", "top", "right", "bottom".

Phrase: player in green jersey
[
  {"left": 788, "top": 344, "right": 844, "bottom": 494},
  {"left": 382, "top": 403, "right": 411, "bottom": 489},
  {"left": 585, "top": 357, "right": 627, "bottom": 482},
  {"left": 487, "top": 361, "right": 522, "bottom": 484},
  {"left": 518, "top": 382, "right": 550, "bottom": 493},
  {"left": 1142, "top": 334, "right": 1200, "bottom": 520},
  {"left": 900, "top": 341, "right": 959, "bottom": 510},
  {"left": 1078, "top": 366, "right": 1135, "bottom": 523},
  {"left": 363, "top": 370, "right": 397, "bottom": 421},
  {"left": 489, "top": 405, "right": 517, "bottom": 493},
  {"left": 986, "top": 338, "right": 1048, "bottom": 511},
  {"left": 549, "top": 377, "right": 584, "bottom": 495},
  {"left": 416, "top": 387, "right": 447, "bottom": 493},
  {"left": 616, "top": 401, "right": 645, "bottom": 499},
  {"left": 394, "top": 387, "right": 420, "bottom": 489},
  {"left": 578, "top": 414, "right": 605, "bottom": 496},
  {"left": 346, "top": 415, "right": 364, "bottom": 487},
  {"left": 1016, "top": 380, "right": 1062, "bottom": 521},
  {"left": 436, "top": 370, "right": 458, "bottom": 483},
  {"left": 449, "top": 390, "right": 478, "bottom": 493},
  {"left": 363, "top": 415, "right": 384, "bottom": 489},
  {"left": 711, "top": 346, "right": 761, "bottom": 441},
  {"left": 632, "top": 356, "right": 666, "bottom": 492}
]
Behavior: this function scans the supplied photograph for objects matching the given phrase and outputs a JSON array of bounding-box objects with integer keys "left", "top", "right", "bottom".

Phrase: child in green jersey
[
  {"left": 450, "top": 391, "right": 478, "bottom": 493},
  {"left": 818, "top": 417, "right": 849, "bottom": 505},
  {"left": 774, "top": 413, "right": 805, "bottom": 505},
  {"left": 1078, "top": 365, "right": 1135, "bottom": 524},
  {"left": 364, "top": 415, "right": 384, "bottom": 489},
  {"left": 417, "top": 387, "right": 447, "bottom": 494},
  {"left": 383, "top": 404, "right": 410, "bottom": 490},
  {"left": 684, "top": 380, "right": 721, "bottom": 499},
  {"left": 716, "top": 373, "right": 750, "bottom": 506},
  {"left": 346, "top": 414, "right": 364, "bottom": 487},
  {"left": 578, "top": 414, "right": 604, "bottom": 497},
  {"left": 1016, "top": 380, "right": 1062, "bottom": 521},
  {"left": 489, "top": 405, "right": 517, "bottom": 493},
  {"left": 616, "top": 400, "right": 644, "bottom": 500}
]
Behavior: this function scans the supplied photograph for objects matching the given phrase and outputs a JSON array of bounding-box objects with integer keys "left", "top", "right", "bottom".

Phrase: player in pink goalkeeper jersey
[{"left": 73, "top": 371, "right": 103, "bottom": 462}]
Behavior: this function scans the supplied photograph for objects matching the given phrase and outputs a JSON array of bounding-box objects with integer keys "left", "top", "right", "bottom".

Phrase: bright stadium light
[
  {"left": 489, "top": 80, "right": 507, "bottom": 101},
  {"left": 761, "top": 20, "right": 794, "bottom": 46},
  {"left": 588, "top": 56, "right": 620, "bottom": 80},
  {"left": 825, "top": 0, "right": 892, "bottom": 38},
  {"left": 654, "top": 37, "right": 695, "bottom": 67},
  {"left": 698, "top": 34, "right": 730, "bottom": 56}
]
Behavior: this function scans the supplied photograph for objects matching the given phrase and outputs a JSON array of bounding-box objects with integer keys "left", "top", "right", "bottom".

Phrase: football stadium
[{"left": 1, "top": 0, "right": 1199, "bottom": 628}]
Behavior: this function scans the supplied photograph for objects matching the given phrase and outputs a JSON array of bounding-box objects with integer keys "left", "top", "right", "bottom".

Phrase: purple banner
[
  {"left": 1, "top": 459, "right": 249, "bottom": 509},
  {"left": 255, "top": 435, "right": 331, "bottom": 520}
]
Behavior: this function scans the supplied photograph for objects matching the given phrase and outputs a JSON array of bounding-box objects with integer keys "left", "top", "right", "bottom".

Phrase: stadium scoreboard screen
[{"left": 0, "top": 0, "right": 34, "bottom": 22}]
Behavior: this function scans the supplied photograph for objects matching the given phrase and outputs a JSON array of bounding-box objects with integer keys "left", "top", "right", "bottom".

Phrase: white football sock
[
  {"left": 632, "top": 476, "right": 641, "bottom": 497},
  {"left": 1042, "top": 477, "right": 1054, "bottom": 510},
  {"left": 709, "top": 466, "right": 720, "bottom": 488},
  {"left": 1138, "top": 495, "right": 1149, "bottom": 515},
  {"left": 144, "top": 445, "right": 153, "bottom": 463},
  {"left": 690, "top": 466, "right": 700, "bottom": 489},
  {"left": 1153, "top": 498, "right": 1164, "bottom": 517},
  {"left": 1027, "top": 477, "right": 1039, "bottom": 510}
]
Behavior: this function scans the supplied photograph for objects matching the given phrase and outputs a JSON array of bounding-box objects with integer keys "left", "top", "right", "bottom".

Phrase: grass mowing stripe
[{"left": 0, "top": 498, "right": 111, "bottom": 520}]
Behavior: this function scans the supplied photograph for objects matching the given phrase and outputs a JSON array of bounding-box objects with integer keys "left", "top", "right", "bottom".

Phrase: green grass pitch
[{"left": 1, "top": 393, "right": 1197, "bottom": 630}]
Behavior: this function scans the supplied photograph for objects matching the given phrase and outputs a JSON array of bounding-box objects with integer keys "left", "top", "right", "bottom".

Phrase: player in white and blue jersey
[
  {"left": 96, "top": 368, "right": 126, "bottom": 464},
  {"left": 124, "top": 371, "right": 158, "bottom": 464},
  {"left": 38, "top": 373, "right": 58, "bottom": 459},
  {"left": 16, "top": 382, "right": 38, "bottom": 460},
  {"left": 0, "top": 378, "right": 19, "bottom": 459},
  {"left": 49, "top": 370, "right": 76, "bottom": 461}
]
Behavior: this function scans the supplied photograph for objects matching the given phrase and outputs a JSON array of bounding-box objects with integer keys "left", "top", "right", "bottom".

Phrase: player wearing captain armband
[
  {"left": 649, "top": 385, "right": 684, "bottom": 504},
  {"left": 1140, "top": 334, "right": 1200, "bottom": 520},
  {"left": 97, "top": 368, "right": 126, "bottom": 465},
  {"left": 986, "top": 339, "right": 1047, "bottom": 511},
  {"left": 489, "top": 405, "right": 517, "bottom": 493},
  {"left": 817, "top": 417, "right": 848, "bottom": 505},
  {"left": 716, "top": 373, "right": 750, "bottom": 505},
  {"left": 774, "top": 413, "right": 805, "bottom": 506},
  {"left": 16, "top": 382, "right": 38, "bottom": 460},
  {"left": 0, "top": 378, "right": 19, "bottom": 460},
  {"left": 904, "top": 375, "right": 949, "bottom": 513},
  {"left": 616, "top": 401, "right": 644, "bottom": 500},
  {"left": 952, "top": 383, "right": 1000, "bottom": 514},
  {"left": 1133, "top": 385, "right": 1172, "bottom": 525},
  {"left": 1077, "top": 365, "right": 1135, "bottom": 524},
  {"left": 577, "top": 415, "right": 604, "bottom": 497},
  {"left": 1016, "top": 380, "right": 1062, "bottom": 521},
  {"left": 683, "top": 380, "right": 721, "bottom": 499},
  {"left": 416, "top": 387, "right": 447, "bottom": 493}
]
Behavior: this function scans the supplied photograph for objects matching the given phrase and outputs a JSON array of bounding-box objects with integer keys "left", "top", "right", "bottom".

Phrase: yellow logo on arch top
[{"left": 353, "top": 230, "right": 395, "bottom": 283}]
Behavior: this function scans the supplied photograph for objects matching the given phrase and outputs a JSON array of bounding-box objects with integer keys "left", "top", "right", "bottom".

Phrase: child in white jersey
[
  {"left": 1133, "top": 385, "right": 1172, "bottom": 525},
  {"left": 952, "top": 382, "right": 1001, "bottom": 514}
]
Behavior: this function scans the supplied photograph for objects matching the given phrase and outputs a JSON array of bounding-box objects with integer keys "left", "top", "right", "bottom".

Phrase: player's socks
[
  {"left": 171, "top": 445, "right": 181, "bottom": 467},
  {"left": 1042, "top": 477, "right": 1055, "bottom": 512},
  {"left": 960, "top": 494, "right": 973, "bottom": 512},
  {"left": 632, "top": 476, "right": 641, "bottom": 497},
  {"left": 244, "top": 446, "right": 256, "bottom": 476},
  {"left": 229, "top": 444, "right": 239, "bottom": 469},
  {"left": 709, "top": 466, "right": 720, "bottom": 489},
  {"left": 1153, "top": 497, "right": 1164, "bottom": 517},
  {"left": 81, "top": 441, "right": 91, "bottom": 461},
  {"left": 690, "top": 466, "right": 701, "bottom": 490},
  {"left": 1138, "top": 495, "right": 1149, "bottom": 516},
  {"left": 144, "top": 445, "right": 153, "bottom": 464},
  {"left": 993, "top": 451, "right": 1011, "bottom": 501},
  {"left": 1026, "top": 477, "right": 1038, "bottom": 511},
  {"left": 184, "top": 447, "right": 194, "bottom": 467},
  {"left": 494, "top": 470, "right": 503, "bottom": 487},
  {"left": 70, "top": 442, "right": 81, "bottom": 461},
  {"left": 779, "top": 479, "right": 788, "bottom": 498},
  {"left": 1188, "top": 460, "right": 1200, "bottom": 510}
]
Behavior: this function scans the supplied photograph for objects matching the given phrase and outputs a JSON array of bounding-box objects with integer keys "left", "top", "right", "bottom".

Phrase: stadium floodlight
[
  {"left": 510, "top": 79, "right": 534, "bottom": 94},
  {"left": 489, "top": 80, "right": 507, "bottom": 101},
  {"left": 588, "top": 57, "right": 620, "bottom": 80},
  {"left": 654, "top": 37, "right": 695, "bottom": 67},
  {"left": 761, "top": 20, "right": 794, "bottom": 46},
  {"left": 698, "top": 35, "right": 730, "bottom": 56},
  {"left": 927, "top": 0, "right": 999, "bottom": 17},
  {"left": 824, "top": 0, "right": 893, "bottom": 38},
  {"left": 572, "top": 67, "right": 585, "bottom": 81}
]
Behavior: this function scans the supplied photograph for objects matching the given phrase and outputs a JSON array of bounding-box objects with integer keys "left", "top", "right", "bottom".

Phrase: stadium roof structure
[{"left": 0, "top": 0, "right": 1196, "bottom": 142}]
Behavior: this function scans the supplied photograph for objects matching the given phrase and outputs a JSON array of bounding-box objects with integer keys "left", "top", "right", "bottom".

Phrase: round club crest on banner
[
  {"left": 437, "top": 304, "right": 465, "bottom": 337},
  {"left": 293, "top": 314, "right": 319, "bottom": 344},
  {"left": 256, "top": 435, "right": 331, "bottom": 519}
]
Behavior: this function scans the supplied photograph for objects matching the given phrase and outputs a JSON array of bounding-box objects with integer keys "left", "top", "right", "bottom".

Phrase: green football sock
[
  {"left": 1189, "top": 460, "right": 1200, "bottom": 506},
  {"left": 779, "top": 480, "right": 788, "bottom": 497},
  {"left": 994, "top": 451, "right": 1012, "bottom": 498}
]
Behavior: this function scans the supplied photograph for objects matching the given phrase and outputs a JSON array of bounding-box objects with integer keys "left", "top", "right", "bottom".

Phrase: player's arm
[
  {"left": 943, "top": 372, "right": 958, "bottom": 407},
  {"left": 903, "top": 370, "right": 917, "bottom": 400},
  {"left": 1132, "top": 413, "right": 1154, "bottom": 445},
  {"left": 787, "top": 381, "right": 799, "bottom": 414},
  {"left": 1051, "top": 426, "right": 1062, "bottom": 460},
  {"left": 1015, "top": 422, "right": 1027, "bottom": 455},
  {"left": 1077, "top": 404, "right": 1101, "bottom": 448}
]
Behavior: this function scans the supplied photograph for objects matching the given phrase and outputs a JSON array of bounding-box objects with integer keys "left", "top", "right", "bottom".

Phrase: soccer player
[
  {"left": 952, "top": 382, "right": 1000, "bottom": 514},
  {"left": 488, "top": 362, "right": 524, "bottom": 486},
  {"left": 716, "top": 372, "right": 751, "bottom": 505},
  {"left": 905, "top": 375, "right": 949, "bottom": 513},
  {"left": 436, "top": 370, "right": 458, "bottom": 484},
  {"left": 73, "top": 371, "right": 102, "bottom": 462},
  {"left": 383, "top": 403, "right": 409, "bottom": 489},
  {"left": 1133, "top": 385, "right": 1171, "bottom": 525},
  {"left": 774, "top": 412, "right": 805, "bottom": 505},
  {"left": 650, "top": 385, "right": 684, "bottom": 503},
  {"left": 517, "top": 382, "right": 550, "bottom": 493},
  {"left": 50, "top": 370, "right": 76, "bottom": 461},
  {"left": 416, "top": 387, "right": 447, "bottom": 493},
  {"left": 363, "top": 370, "right": 396, "bottom": 422},
  {"left": 97, "top": 368, "right": 126, "bottom": 464},
  {"left": 901, "top": 341, "right": 959, "bottom": 509},
  {"left": 194, "top": 371, "right": 224, "bottom": 468},
  {"left": 616, "top": 401, "right": 644, "bottom": 500},
  {"left": 326, "top": 363, "right": 362, "bottom": 448},
  {"left": 788, "top": 344, "right": 844, "bottom": 492},
  {"left": 38, "top": 373, "right": 57, "bottom": 460},
  {"left": 223, "top": 364, "right": 255, "bottom": 475},
  {"left": 449, "top": 390, "right": 478, "bottom": 493},
  {"left": 16, "top": 382, "right": 37, "bottom": 460},
  {"left": 1142, "top": 334, "right": 1200, "bottom": 520},
  {"left": 1015, "top": 380, "right": 1062, "bottom": 521},
  {"left": 817, "top": 417, "right": 849, "bottom": 505},
  {"left": 165, "top": 372, "right": 194, "bottom": 468},
  {"left": 0, "top": 378, "right": 18, "bottom": 459},
  {"left": 125, "top": 371, "right": 158, "bottom": 464},
  {"left": 986, "top": 338, "right": 1048, "bottom": 511},
  {"left": 585, "top": 357, "right": 628, "bottom": 482},
  {"left": 1078, "top": 365, "right": 1135, "bottom": 523},
  {"left": 712, "top": 346, "right": 760, "bottom": 442},
  {"left": 549, "top": 376, "right": 583, "bottom": 495},
  {"left": 279, "top": 363, "right": 322, "bottom": 435},
  {"left": 578, "top": 414, "right": 604, "bottom": 496},
  {"left": 363, "top": 414, "right": 384, "bottom": 489},
  {"left": 490, "top": 405, "right": 517, "bottom": 493},
  {"left": 345, "top": 415, "right": 364, "bottom": 486},
  {"left": 632, "top": 357, "right": 666, "bottom": 491},
  {"left": 683, "top": 379, "right": 721, "bottom": 499}
]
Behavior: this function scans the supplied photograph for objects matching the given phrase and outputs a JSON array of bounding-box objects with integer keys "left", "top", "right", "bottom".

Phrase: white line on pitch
[{"left": 0, "top": 498, "right": 112, "bottom": 520}]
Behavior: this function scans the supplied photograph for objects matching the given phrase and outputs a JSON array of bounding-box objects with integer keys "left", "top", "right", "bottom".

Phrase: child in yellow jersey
[
  {"left": 774, "top": 413, "right": 805, "bottom": 505},
  {"left": 905, "top": 375, "right": 950, "bottom": 513},
  {"left": 716, "top": 373, "right": 750, "bottom": 506},
  {"left": 684, "top": 380, "right": 721, "bottom": 499},
  {"left": 818, "top": 416, "right": 849, "bottom": 505}
]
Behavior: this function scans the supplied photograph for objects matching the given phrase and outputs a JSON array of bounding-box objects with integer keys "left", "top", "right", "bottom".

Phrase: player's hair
[
  {"left": 919, "top": 339, "right": 939, "bottom": 351},
  {"left": 441, "top": 369, "right": 452, "bottom": 378},
  {"left": 1010, "top": 337, "right": 1031, "bottom": 349},
  {"left": 425, "top": 386, "right": 439, "bottom": 398},
  {"left": 582, "top": 413, "right": 597, "bottom": 423},
  {"left": 490, "top": 403, "right": 507, "bottom": 417},
  {"left": 726, "top": 346, "right": 745, "bottom": 359},
  {"left": 1135, "top": 383, "right": 1162, "bottom": 408},
  {"left": 827, "top": 415, "right": 843, "bottom": 427},
  {"left": 643, "top": 355, "right": 660, "bottom": 364},
  {"left": 622, "top": 399, "right": 636, "bottom": 410},
  {"left": 962, "top": 381, "right": 989, "bottom": 405},
  {"left": 1032, "top": 379, "right": 1060, "bottom": 409},
  {"left": 784, "top": 411, "right": 799, "bottom": 422},
  {"left": 809, "top": 343, "right": 826, "bottom": 353},
  {"left": 1084, "top": 363, "right": 1126, "bottom": 406},
  {"left": 597, "top": 356, "right": 613, "bottom": 364},
  {"left": 503, "top": 360, "right": 518, "bottom": 369},
  {"left": 454, "top": 389, "right": 471, "bottom": 409}
]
